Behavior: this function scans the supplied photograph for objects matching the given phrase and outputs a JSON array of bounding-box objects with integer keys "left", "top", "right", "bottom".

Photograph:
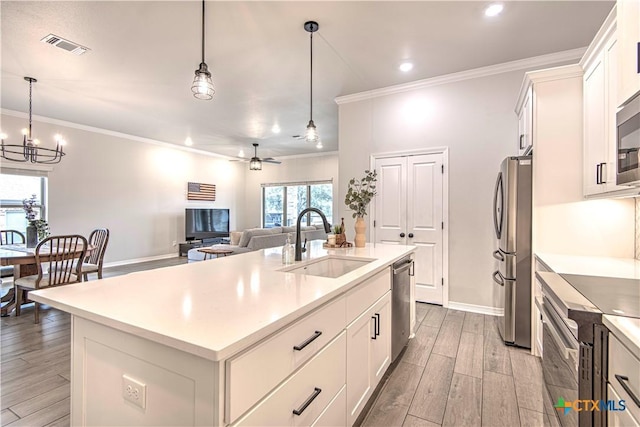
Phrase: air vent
[{"left": 40, "top": 34, "right": 90, "bottom": 55}]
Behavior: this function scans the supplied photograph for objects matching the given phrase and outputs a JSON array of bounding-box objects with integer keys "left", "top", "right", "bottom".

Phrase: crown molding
[
  {"left": 277, "top": 150, "right": 338, "bottom": 161},
  {"left": 0, "top": 109, "right": 235, "bottom": 160},
  {"left": 335, "top": 47, "right": 587, "bottom": 105}
]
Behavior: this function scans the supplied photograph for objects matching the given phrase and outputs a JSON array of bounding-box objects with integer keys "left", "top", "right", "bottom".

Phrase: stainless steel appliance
[
  {"left": 536, "top": 271, "right": 640, "bottom": 427},
  {"left": 616, "top": 92, "right": 640, "bottom": 186},
  {"left": 492, "top": 156, "right": 532, "bottom": 348},
  {"left": 391, "top": 256, "right": 413, "bottom": 362}
]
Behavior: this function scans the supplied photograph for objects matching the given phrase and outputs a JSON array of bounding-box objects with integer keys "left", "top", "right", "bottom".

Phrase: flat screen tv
[{"left": 185, "top": 208, "right": 230, "bottom": 241}]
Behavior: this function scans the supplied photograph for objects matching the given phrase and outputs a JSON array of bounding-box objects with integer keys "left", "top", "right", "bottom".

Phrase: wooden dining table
[{"left": 0, "top": 243, "right": 95, "bottom": 316}]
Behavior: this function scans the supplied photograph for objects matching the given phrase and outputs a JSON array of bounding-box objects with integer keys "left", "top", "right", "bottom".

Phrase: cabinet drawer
[
  {"left": 608, "top": 384, "right": 640, "bottom": 427},
  {"left": 346, "top": 268, "right": 391, "bottom": 324},
  {"left": 233, "top": 332, "right": 346, "bottom": 427},
  {"left": 311, "top": 385, "right": 346, "bottom": 427},
  {"left": 608, "top": 334, "right": 640, "bottom": 422},
  {"left": 225, "top": 297, "right": 346, "bottom": 423}
]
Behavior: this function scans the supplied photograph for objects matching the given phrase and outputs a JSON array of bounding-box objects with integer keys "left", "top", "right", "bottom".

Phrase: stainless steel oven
[{"left": 616, "top": 93, "right": 640, "bottom": 186}]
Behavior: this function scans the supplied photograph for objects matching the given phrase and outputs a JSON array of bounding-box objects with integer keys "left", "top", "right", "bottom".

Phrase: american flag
[{"left": 187, "top": 182, "right": 216, "bottom": 201}]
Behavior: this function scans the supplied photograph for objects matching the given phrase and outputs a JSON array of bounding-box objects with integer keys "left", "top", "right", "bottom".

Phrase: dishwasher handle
[{"left": 393, "top": 259, "right": 413, "bottom": 275}]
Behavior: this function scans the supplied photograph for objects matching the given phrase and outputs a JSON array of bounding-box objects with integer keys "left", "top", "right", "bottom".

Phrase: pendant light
[
  {"left": 0, "top": 77, "right": 66, "bottom": 164},
  {"left": 191, "top": 0, "right": 215, "bottom": 100},
  {"left": 304, "top": 21, "right": 319, "bottom": 144}
]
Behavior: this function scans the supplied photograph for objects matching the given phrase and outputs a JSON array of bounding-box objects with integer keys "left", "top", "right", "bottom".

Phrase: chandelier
[
  {"left": 1, "top": 77, "right": 66, "bottom": 164},
  {"left": 304, "top": 21, "right": 320, "bottom": 146},
  {"left": 249, "top": 143, "right": 262, "bottom": 171},
  {"left": 191, "top": 0, "right": 215, "bottom": 100}
]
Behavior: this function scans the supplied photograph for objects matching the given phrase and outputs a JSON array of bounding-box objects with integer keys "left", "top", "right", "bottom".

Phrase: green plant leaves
[{"left": 345, "top": 170, "right": 378, "bottom": 217}]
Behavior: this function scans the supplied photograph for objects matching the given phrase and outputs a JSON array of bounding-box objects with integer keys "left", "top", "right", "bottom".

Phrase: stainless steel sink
[{"left": 283, "top": 256, "right": 373, "bottom": 278}]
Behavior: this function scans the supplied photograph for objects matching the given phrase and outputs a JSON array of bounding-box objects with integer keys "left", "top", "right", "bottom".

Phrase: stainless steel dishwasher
[{"left": 392, "top": 256, "right": 414, "bottom": 362}]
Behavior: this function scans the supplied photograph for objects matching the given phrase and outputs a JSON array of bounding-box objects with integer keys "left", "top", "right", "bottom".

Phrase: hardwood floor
[
  {"left": 2, "top": 262, "right": 556, "bottom": 427},
  {"left": 361, "top": 304, "right": 560, "bottom": 427}
]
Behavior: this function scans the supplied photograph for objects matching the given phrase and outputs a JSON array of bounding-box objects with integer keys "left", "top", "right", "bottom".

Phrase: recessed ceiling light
[
  {"left": 185, "top": 137, "right": 193, "bottom": 146},
  {"left": 316, "top": 140, "right": 323, "bottom": 149},
  {"left": 485, "top": 3, "right": 504, "bottom": 17},
  {"left": 399, "top": 62, "right": 414, "bottom": 72},
  {"left": 238, "top": 149, "right": 245, "bottom": 158},
  {"left": 271, "top": 124, "right": 281, "bottom": 134}
]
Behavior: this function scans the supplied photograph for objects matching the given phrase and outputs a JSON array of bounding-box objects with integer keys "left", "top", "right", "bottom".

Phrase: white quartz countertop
[
  {"left": 603, "top": 315, "right": 640, "bottom": 358},
  {"left": 30, "top": 241, "right": 415, "bottom": 362},
  {"left": 536, "top": 253, "right": 640, "bottom": 279}
]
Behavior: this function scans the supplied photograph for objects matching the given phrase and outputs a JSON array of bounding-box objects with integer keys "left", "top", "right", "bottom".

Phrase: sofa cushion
[
  {"left": 282, "top": 226, "right": 296, "bottom": 233},
  {"left": 247, "top": 233, "right": 289, "bottom": 250},
  {"left": 229, "top": 231, "right": 242, "bottom": 246},
  {"left": 238, "top": 228, "right": 276, "bottom": 247}
]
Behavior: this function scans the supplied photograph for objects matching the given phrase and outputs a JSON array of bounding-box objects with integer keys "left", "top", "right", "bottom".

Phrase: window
[
  {"left": 262, "top": 181, "right": 333, "bottom": 228},
  {"left": 0, "top": 173, "right": 47, "bottom": 235}
]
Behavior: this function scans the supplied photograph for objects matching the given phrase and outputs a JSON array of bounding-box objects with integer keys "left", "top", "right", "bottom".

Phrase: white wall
[
  {"left": 240, "top": 153, "right": 339, "bottom": 229},
  {"left": 1, "top": 113, "right": 245, "bottom": 263}
]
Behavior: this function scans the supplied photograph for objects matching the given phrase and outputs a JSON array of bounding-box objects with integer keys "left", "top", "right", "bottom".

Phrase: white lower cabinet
[
  {"left": 233, "top": 332, "right": 346, "bottom": 427},
  {"left": 608, "top": 384, "right": 639, "bottom": 427},
  {"left": 346, "top": 291, "right": 392, "bottom": 426},
  {"left": 311, "top": 385, "right": 346, "bottom": 427}
]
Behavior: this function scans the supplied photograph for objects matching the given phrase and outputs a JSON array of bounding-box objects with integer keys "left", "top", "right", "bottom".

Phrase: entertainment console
[{"left": 178, "top": 238, "right": 229, "bottom": 257}]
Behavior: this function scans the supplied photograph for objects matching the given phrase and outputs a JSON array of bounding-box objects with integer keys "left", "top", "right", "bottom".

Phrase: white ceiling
[{"left": 1, "top": 1, "right": 614, "bottom": 160}]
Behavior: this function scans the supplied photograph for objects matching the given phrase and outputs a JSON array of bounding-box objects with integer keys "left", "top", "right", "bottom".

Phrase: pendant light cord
[
  {"left": 28, "top": 79, "right": 33, "bottom": 139},
  {"left": 309, "top": 30, "right": 313, "bottom": 121},
  {"left": 201, "top": 0, "right": 206, "bottom": 64}
]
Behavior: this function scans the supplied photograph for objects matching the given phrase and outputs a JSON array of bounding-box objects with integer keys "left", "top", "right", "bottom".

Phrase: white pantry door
[{"left": 374, "top": 153, "right": 444, "bottom": 304}]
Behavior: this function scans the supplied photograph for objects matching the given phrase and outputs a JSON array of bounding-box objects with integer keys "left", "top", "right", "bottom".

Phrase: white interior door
[
  {"left": 407, "top": 154, "right": 443, "bottom": 304},
  {"left": 374, "top": 153, "right": 444, "bottom": 305}
]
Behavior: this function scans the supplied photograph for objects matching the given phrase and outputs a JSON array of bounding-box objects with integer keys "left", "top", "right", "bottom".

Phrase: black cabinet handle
[
  {"left": 519, "top": 134, "right": 525, "bottom": 150},
  {"left": 375, "top": 313, "right": 380, "bottom": 336},
  {"left": 400, "top": 233, "right": 405, "bottom": 238},
  {"left": 600, "top": 162, "right": 607, "bottom": 184},
  {"left": 409, "top": 261, "right": 414, "bottom": 277},
  {"left": 292, "top": 387, "right": 322, "bottom": 416},
  {"left": 637, "top": 42, "right": 640, "bottom": 74},
  {"left": 371, "top": 316, "right": 377, "bottom": 339},
  {"left": 596, "top": 163, "right": 601, "bottom": 184},
  {"left": 293, "top": 331, "right": 322, "bottom": 351},
  {"left": 408, "top": 233, "right": 414, "bottom": 238},
  {"left": 615, "top": 375, "right": 640, "bottom": 408}
]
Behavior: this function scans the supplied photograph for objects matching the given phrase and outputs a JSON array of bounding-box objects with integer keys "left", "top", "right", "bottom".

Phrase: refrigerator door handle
[
  {"left": 492, "top": 250, "right": 504, "bottom": 261},
  {"left": 492, "top": 270, "right": 505, "bottom": 287},
  {"left": 493, "top": 172, "right": 503, "bottom": 239}
]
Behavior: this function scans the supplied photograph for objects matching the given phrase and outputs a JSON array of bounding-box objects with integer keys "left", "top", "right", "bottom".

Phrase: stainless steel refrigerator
[{"left": 492, "top": 156, "right": 532, "bottom": 348}]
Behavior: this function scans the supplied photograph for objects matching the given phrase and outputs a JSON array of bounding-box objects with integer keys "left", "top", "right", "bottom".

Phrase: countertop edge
[{"left": 603, "top": 315, "right": 640, "bottom": 358}]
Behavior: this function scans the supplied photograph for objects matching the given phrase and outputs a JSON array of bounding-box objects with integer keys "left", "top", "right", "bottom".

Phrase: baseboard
[
  {"left": 447, "top": 301, "right": 504, "bottom": 316},
  {"left": 103, "top": 253, "right": 177, "bottom": 268}
]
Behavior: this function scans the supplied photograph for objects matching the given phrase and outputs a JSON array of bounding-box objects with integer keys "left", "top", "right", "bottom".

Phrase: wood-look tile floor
[
  {"left": 2, "top": 258, "right": 557, "bottom": 427},
  {"left": 361, "top": 305, "right": 561, "bottom": 427}
]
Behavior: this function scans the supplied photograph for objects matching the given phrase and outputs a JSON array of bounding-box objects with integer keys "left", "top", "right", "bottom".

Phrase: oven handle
[{"left": 541, "top": 303, "right": 579, "bottom": 361}]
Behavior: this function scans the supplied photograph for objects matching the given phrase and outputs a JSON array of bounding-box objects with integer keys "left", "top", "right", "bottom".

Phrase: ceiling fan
[{"left": 231, "top": 143, "right": 281, "bottom": 170}]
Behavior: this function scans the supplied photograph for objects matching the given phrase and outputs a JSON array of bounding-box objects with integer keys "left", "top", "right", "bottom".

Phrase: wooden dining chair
[
  {"left": 81, "top": 228, "right": 109, "bottom": 281},
  {"left": 14, "top": 234, "right": 87, "bottom": 323},
  {"left": 0, "top": 230, "right": 26, "bottom": 245}
]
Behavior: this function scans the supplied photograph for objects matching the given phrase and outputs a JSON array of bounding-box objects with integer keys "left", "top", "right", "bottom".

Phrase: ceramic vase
[
  {"left": 26, "top": 224, "right": 38, "bottom": 248},
  {"left": 354, "top": 216, "right": 366, "bottom": 248}
]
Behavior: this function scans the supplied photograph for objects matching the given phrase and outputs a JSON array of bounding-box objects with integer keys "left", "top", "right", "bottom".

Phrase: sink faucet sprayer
[{"left": 295, "top": 208, "right": 332, "bottom": 261}]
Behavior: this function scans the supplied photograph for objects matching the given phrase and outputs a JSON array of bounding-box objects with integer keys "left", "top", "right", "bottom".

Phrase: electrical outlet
[
  {"left": 172, "top": 240, "right": 177, "bottom": 247},
  {"left": 122, "top": 374, "right": 146, "bottom": 409}
]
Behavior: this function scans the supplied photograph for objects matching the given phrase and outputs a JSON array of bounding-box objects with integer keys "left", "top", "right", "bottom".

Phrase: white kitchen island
[{"left": 30, "top": 241, "right": 415, "bottom": 426}]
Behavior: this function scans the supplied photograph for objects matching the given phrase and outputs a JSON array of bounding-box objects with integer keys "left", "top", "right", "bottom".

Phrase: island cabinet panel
[
  {"left": 232, "top": 332, "right": 347, "bottom": 427},
  {"left": 346, "top": 291, "right": 392, "bottom": 426},
  {"left": 345, "top": 267, "right": 391, "bottom": 323},
  {"left": 225, "top": 297, "right": 347, "bottom": 424},
  {"left": 71, "top": 317, "right": 218, "bottom": 426},
  {"left": 311, "top": 385, "right": 346, "bottom": 427}
]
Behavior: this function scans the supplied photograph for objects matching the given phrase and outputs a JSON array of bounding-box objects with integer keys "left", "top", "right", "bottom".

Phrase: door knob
[
  {"left": 400, "top": 233, "right": 405, "bottom": 238},
  {"left": 408, "top": 233, "right": 414, "bottom": 238}
]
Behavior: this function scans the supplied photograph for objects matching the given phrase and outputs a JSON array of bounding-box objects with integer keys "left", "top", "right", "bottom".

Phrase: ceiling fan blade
[
  {"left": 263, "top": 158, "right": 281, "bottom": 164},
  {"left": 228, "top": 158, "right": 249, "bottom": 162}
]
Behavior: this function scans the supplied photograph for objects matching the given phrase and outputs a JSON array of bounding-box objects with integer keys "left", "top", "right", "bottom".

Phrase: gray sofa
[{"left": 187, "top": 225, "right": 327, "bottom": 262}]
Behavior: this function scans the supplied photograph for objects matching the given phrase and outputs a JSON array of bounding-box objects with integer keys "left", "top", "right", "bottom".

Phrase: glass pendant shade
[
  {"left": 305, "top": 119, "right": 318, "bottom": 143},
  {"left": 192, "top": 64, "right": 214, "bottom": 100},
  {"left": 249, "top": 157, "right": 262, "bottom": 170}
]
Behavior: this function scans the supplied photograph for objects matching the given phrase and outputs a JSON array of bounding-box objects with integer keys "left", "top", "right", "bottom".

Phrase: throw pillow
[{"left": 229, "top": 231, "right": 242, "bottom": 246}]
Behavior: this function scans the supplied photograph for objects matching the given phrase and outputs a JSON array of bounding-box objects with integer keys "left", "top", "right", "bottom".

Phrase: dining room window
[
  {"left": 0, "top": 173, "right": 47, "bottom": 235},
  {"left": 262, "top": 180, "right": 333, "bottom": 228}
]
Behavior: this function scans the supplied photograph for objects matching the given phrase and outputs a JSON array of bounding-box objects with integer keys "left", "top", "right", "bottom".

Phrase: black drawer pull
[
  {"left": 375, "top": 313, "right": 380, "bottom": 336},
  {"left": 293, "top": 331, "right": 322, "bottom": 351},
  {"left": 615, "top": 375, "right": 640, "bottom": 408},
  {"left": 293, "top": 387, "right": 322, "bottom": 416},
  {"left": 371, "top": 316, "right": 377, "bottom": 340}
]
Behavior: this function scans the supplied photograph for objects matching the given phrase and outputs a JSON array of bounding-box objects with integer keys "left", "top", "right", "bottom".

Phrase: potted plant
[
  {"left": 23, "top": 195, "right": 49, "bottom": 247},
  {"left": 344, "top": 170, "right": 377, "bottom": 247}
]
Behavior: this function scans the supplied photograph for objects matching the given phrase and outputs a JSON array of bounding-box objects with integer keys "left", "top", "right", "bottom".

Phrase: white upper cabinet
[
  {"left": 617, "top": 0, "right": 640, "bottom": 106},
  {"left": 517, "top": 87, "right": 533, "bottom": 156}
]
